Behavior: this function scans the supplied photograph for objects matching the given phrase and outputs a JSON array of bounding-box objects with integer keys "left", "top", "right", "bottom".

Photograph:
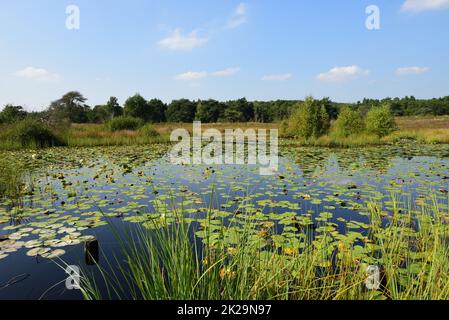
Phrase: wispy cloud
[
  {"left": 212, "top": 67, "right": 240, "bottom": 77},
  {"left": 401, "top": 0, "right": 449, "bottom": 12},
  {"left": 227, "top": 3, "right": 248, "bottom": 29},
  {"left": 396, "top": 66, "right": 430, "bottom": 76},
  {"left": 176, "top": 67, "right": 240, "bottom": 81},
  {"left": 317, "top": 65, "right": 369, "bottom": 83},
  {"left": 13, "top": 67, "right": 60, "bottom": 82},
  {"left": 261, "top": 73, "right": 292, "bottom": 81},
  {"left": 175, "top": 71, "right": 209, "bottom": 81},
  {"left": 158, "top": 29, "right": 208, "bottom": 51}
]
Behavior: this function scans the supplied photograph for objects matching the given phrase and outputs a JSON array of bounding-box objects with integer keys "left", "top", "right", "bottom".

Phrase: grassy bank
[
  {"left": 1, "top": 117, "right": 449, "bottom": 150},
  {"left": 81, "top": 192, "right": 449, "bottom": 300},
  {"left": 0, "top": 158, "right": 23, "bottom": 199},
  {"left": 284, "top": 116, "right": 449, "bottom": 147}
]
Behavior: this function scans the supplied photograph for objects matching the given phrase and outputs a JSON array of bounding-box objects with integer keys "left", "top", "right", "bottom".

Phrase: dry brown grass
[
  {"left": 153, "top": 122, "right": 279, "bottom": 135},
  {"left": 3, "top": 117, "right": 449, "bottom": 149},
  {"left": 52, "top": 119, "right": 449, "bottom": 147},
  {"left": 396, "top": 116, "right": 449, "bottom": 130},
  {"left": 391, "top": 116, "right": 449, "bottom": 144}
]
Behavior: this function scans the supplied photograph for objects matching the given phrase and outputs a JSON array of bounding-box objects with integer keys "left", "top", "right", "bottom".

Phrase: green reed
[{"left": 80, "top": 192, "right": 449, "bottom": 300}]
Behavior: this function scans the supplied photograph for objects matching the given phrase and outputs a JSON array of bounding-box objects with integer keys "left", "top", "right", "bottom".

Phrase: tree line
[{"left": 2, "top": 91, "right": 449, "bottom": 126}]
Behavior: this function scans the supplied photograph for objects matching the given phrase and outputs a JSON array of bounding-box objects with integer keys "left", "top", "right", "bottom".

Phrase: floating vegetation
[{"left": 0, "top": 143, "right": 449, "bottom": 299}]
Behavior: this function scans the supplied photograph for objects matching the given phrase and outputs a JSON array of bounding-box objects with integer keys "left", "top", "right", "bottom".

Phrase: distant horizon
[
  {"left": 1, "top": 0, "right": 449, "bottom": 111},
  {"left": 3, "top": 93, "right": 449, "bottom": 114}
]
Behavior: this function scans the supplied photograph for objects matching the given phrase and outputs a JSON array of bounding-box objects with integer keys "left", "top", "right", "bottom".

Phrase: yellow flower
[
  {"left": 258, "top": 229, "right": 268, "bottom": 238},
  {"left": 338, "top": 241, "right": 347, "bottom": 252},
  {"left": 284, "top": 248, "right": 296, "bottom": 256},
  {"left": 319, "top": 260, "right": 332, "bottom": 268},
  {"left": 219, "top": 267, "right": 226, "bottom": 280},
  {"left": 219, "top": 267, "right": 236, "bottom": 280}
]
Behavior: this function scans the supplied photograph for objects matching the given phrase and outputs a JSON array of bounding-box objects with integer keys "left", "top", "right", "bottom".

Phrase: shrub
[
  {"left": 0, "top": 105, "right": 27, "bottom": 124},
  {"left": 365, "top": 105, "right": 397, "bottom": 137},
  {"left": 107, "top": 116, "right": 144, "bottom": 131},
  {"left": 284, "top": 97, "right": 330, "bottom": 139},
  {"left": 139, "top": 124, "right": 160, "bottom": 137},
  {"left": 7, "top": 118, "right": 63, "bottom": 147},
  {"left": 332, "top": 106, "right": 365, "bottom": 137}
]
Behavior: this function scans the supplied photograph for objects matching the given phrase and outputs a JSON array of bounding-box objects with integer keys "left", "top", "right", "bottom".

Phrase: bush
[
  {"left": 365, "top": 105, "right": 397, "bottom": 137},
  {"left": 332, "top": 106, "right": 365, "bottom": 137},
  {"left": 7, "top": 118, "right": 63, "bottom": 147},
  {"left": 107, "top": 116, "right": 144, "bottom": 131},
  {"left": 139, "top": 124, "right": 160, "bottom": 137},
  {"left": 284, "top": 97, "right": 330, "bottom": 139},
  {"left": 0, "top": 105, "right": 27, "bottom": 124}
]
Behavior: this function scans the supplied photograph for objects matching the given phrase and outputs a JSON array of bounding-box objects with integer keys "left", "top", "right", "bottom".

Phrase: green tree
[
  {"left": 332, "top": 106, "right": 365, "bottom": 137},
  {"left": 365, "top": 104, "right": 397, "bottom": 137},
  {"left": 90, "top": 105, "right": 107, "bottom": 123},
  {"left": 0, "top": 105, "right": 27, "bottom": 124},
  {"left": 195, "top": 99, "right": 222, "bottom": 123},
  {"left": 284, "top": 97, "right": 330, "bottom": 138},
  {"left": 222, "top": 108, "right": 244, "bottom": 122},
  {"left": 166, "top": 99, "right": 197, "bottom": 122},
  {"left": 105, "top": 97, "right": 123, "bottom": 119},
  {"left": 46, "top": 91, "right": 90, "bottom": 125},
  {"left": 92, "top": 97, "right": 124, "bottom": 123},
  {"left": 124, "top": 94, "right": 150, "bottom": 121},
  {"left": 222, "top": 98, "right": 254, "bottom": 122},
  {"left": 147, "top": 99, "right": 167, "bottom": 123},
  {"left": 253, "top": 101, "right": 274, "bottom": 123}
]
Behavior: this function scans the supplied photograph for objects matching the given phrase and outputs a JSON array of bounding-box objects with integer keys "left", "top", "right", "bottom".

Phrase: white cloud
[
  {"left": 401, "top": 0, "right": 449, "bottom": 12},
  {"left": 227, "top": 3, "right": 247, "bottom": 29},
  {"left": 176, "top": 67, "right": 240, "bottom": 81},
  {"left": 396, "top": 66, "right": 430, "bottom": 76},
  {"left": 212, "top": 67, "right": 240, "bottom": 77},
  {"left": 158, "top": 29, "right": 208, "bottom": 50},
  {"left": 14, "top": 67, "right": 60, "bottom": 82},
  {"left": 175, "top": 71, "right": 208, "bottom": 81},
  {"left": 317, "top": 65, "right": 369, "bottom": 83},
  {"left": 261, "top": 73, "right": 292, "bottom": 81}
]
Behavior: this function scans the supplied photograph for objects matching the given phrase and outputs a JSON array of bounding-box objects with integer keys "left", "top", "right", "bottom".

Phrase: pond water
[{"left": 1, "top": 143, "right": 449, "bottom": 299}]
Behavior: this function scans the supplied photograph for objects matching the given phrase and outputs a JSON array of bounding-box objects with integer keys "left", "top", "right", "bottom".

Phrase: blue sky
[{"left": 1, "top": 0, "right": 449, "bottom": 111}]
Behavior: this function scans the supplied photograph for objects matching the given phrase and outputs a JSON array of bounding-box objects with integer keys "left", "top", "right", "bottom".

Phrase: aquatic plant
[
  {"left": 1, "top": 143, "right": 449, "bottom": 299},
  {"left": 79, "top": 191, "right": 449, "bottom": 300},
  {"left": 0, "top": 158, "right": 23, "bottom": 199}
]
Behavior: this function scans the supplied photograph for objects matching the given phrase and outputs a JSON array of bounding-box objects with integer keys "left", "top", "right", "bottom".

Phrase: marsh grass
[
  {"left": 0, "top": 119, "right": 64, "bottom": 150},
  {"left": 80, "top": 192, "right": 449, "bottom": 300},
  {"left": 2, "top": 117, "right": 449, "bottom": 150},
  {"left": 60, "top": 123, "right": 169, "bottom": 147},
  {"left": 0, "top": 158, "right": 24, "bottom": 199}
]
